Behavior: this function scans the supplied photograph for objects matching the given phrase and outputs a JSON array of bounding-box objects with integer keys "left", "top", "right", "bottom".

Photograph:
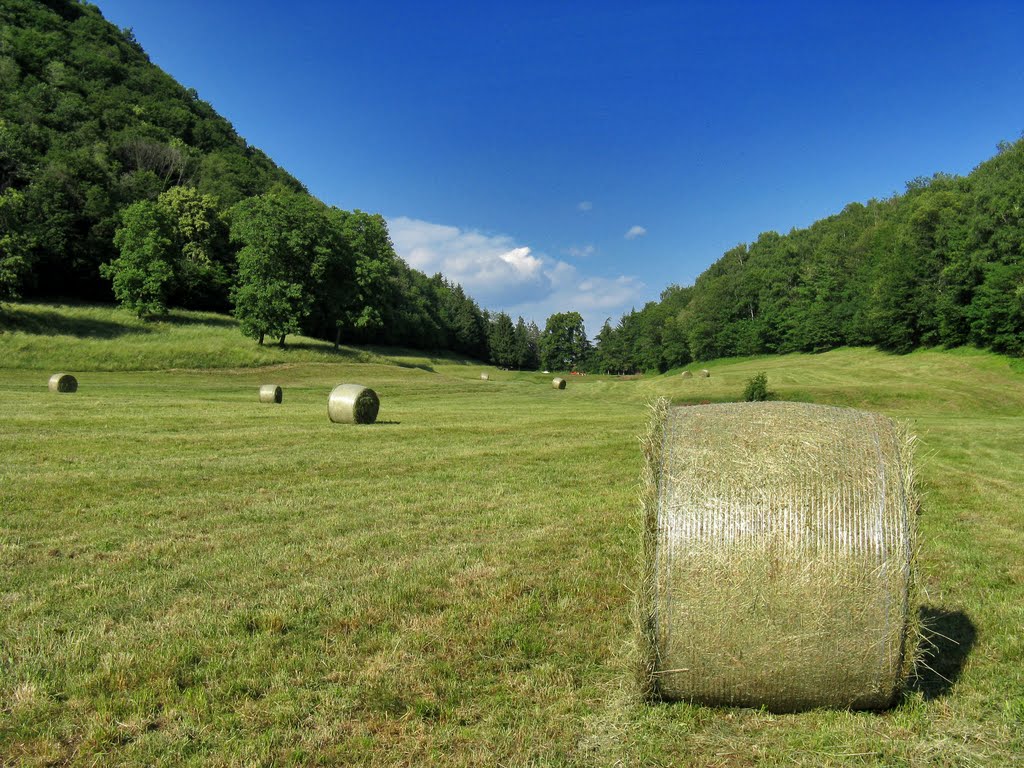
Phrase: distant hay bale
[
  {"left": 48, "top": 373, "right": 77, "bottom": 393},
  {"left": 680, "top": 371, "right": 693, "bottom": 378},
  {"left": 480, "top": 373, "right": 490, "bottom": 381},
  {"left": 552, "top": 377, "right": 566, "bottom": 390},
  {"left": 699, "top": 369, "right": 710, "bottom": 378},
  {"left": 638, "top": 400, "right": 918, "bottom": 712},
  {"left": 259, "top": 384, "right": 283, "bottom": 404},
  {"left": 328, "top": 384, "right": 380, "bottom": 424}
]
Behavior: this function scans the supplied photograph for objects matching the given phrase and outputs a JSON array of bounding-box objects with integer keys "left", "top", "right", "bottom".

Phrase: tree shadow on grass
[
  {"left": 0, "top": 307, "right": 152, "bottom": 339},
  {"left": 907, "top": 606, "right": 977, "bottom": 700},
  {"left": 278, "top": 341, "right": 373, "bottom": 360},
  {"left": 161, "top": 312, "right": 237, "bottom": 329},
  {"left": 392, "top": 360, "right": 435, "bottom": 372}
]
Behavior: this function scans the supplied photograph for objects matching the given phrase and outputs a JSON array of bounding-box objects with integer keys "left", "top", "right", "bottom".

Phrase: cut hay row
[
  {"left": 259, "top": 384, "right": 282, "bottom": 404},
  {"left": 639, "top": 399, "right": 918, "bottom": 712},
  {"left": 48, "top": 373, "right": 78, "bottom": 393},
  {"left": 328, "top": 383, "right": 380, "bottom": 424}
]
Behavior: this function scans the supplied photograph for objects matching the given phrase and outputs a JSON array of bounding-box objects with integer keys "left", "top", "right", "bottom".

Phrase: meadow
[{"left": 1, "top": 304, "right": 1022, "bottom": 766}]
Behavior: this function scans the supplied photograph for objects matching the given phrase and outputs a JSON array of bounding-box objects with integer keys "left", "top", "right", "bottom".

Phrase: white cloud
[
  {"left": 625, "top": 225, "right": 647, "bottom": 240},
  {"left": 566, "top": 244, "right": 595, "bottom": 258},
  {"left": 577, "top": 201, "right": 593, "bottom": 212},
  {"left": 387, "top": 216, "right": 645, "bottom": 336},
  {"left": 387, "top": 217, "right": 546, "bottom": 305}
]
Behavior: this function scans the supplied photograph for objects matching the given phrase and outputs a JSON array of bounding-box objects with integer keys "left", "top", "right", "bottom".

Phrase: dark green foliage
[
  {"left": 513, "top": 316, "right": 541, "bottom": 370},
  {"left": 587, "top": 285, "right": 693, "bottom": 374},
  {"left": 593, "top": 138, "right": 1024, "bottom": 365},
  {"left": 742, "top": 372, "right": 774, "bottom": 402},
  {"left": 0, "top": 188, "right": 34, "bottom": 300},
  {"left": 228, "top": 189, "right": 336, "bottom": 345},
  {"left": 488, "top": 311, "right": 517, "bottom": 368},
  {"left": 103, "top": 186, "right": 228, "bottom": 317},
  {"left": 482, "top": 312, "right": 542, "bottom": 369},
  {"left": 540, "top": 311, "right": 590, "bottom": 371},
  {"left": 103, "top": 199, "right": 175, "bottom": 317},
  {"left": 0, "top": 0, "right": 302, "bottom": 303}
]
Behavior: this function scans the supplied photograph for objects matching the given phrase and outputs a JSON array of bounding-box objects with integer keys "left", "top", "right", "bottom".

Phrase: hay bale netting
[
  {"left": 699, "top": 369, "right": 710, "bottom": 378},
  {"left": 259, "top": 384, "right": 283, "bottom": 404},
  {"left": 480, "top": 373, "right": 490, "bottom": 381},
  {"left": 328, "top": 383, "right": 380, "bottom": 424},
  {"left": 680, "top": 370, "right": 693, "bottom": 378},
  {"left": 48, "top": 373, "right": 78, "bottom": 393},
  {"left": 552, "top": 377, "right": 567, "bottom": 390},
  {"left": 639, "top": 400, "right": 918, "bottom": 712}
]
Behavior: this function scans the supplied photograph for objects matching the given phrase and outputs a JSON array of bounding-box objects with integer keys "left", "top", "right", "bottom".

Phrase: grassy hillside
[
  {"left": 0, "top": 303, "right": 477, "bottom": 371},
  {"left": 1, "top": 306, "right": 1022, "bottom": 766}
]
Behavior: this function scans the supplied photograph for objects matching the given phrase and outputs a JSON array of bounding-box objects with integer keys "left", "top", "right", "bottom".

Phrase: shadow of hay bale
[{"left": 908, "top": 606, "right": 977, "bottom": 700}]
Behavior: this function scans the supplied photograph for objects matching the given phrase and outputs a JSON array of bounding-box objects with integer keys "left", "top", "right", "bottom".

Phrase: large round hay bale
[
  {"left": 680, "top": 370, "right": 693, "bottom": 378},
  {"left": 639, "top": 400, "right": 918, "bottom": 712},
  {"left": 699, "top": 369, "right": 710, "bottom": 378},
  {"left": 259, "top": 384, "right": 283, "bottom": 404},
  {"left": 480, "top": 373, "right": 490, "bottom": 381},
  {"left": 48, "top": 373, "right": 78, "bottom": 393},
  {"left": 552, "top": 377, "right": 566, "bottom": 390},
  {"left": 328, "top": 384, "right": 380, "bottom": 424}
]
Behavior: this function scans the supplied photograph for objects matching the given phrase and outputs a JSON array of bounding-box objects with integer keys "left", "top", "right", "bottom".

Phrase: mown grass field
[{"left": 1, "top": 303, "right": 1022, "bottom": 766}]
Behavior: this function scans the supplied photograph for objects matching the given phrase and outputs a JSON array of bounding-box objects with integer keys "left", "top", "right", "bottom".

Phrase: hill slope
[{"left": 0, "top": 0, "right": 305, "bottom": 300}]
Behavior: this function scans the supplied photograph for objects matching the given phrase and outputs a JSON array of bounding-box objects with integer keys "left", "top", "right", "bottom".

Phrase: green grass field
[{"left": 2, "top": 304, "right": 1022, "bottom": 766}]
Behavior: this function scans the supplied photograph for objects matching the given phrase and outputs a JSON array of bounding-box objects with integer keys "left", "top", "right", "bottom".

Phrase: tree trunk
[
  {"left": 278, "top": 334, "right": 286, "bottom": 348},
  {"left": 334, "top": 326, "right": 341, "bottom": 349},
  {"left": 258, "top": 332, "right": 264, "bottom": 345}
]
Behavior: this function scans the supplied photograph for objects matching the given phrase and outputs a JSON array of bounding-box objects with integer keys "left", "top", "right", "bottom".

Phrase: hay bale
[
  {"left": 552, "top": 377, "right": 566, "bottom": 390},
  {"left": 480, "top": 373, "right": 490, "bottom": 381},
  {"left": 699, "top": 369, "right": 710, "bottom": 378},
  {"left": 680, "top": 371, "right": 693, "bottom": 378},
  {"left": 639, "top": 400, "right": 918, "bottom": 712},
  {"left": 48, "top": 373, "right": 77, "bottom": 393},
  {"left": 328, "top": 383, "right": 380, "bottom": 424},
  {"left": 259, "top": 384, "right": 283, "bottom": 404}
]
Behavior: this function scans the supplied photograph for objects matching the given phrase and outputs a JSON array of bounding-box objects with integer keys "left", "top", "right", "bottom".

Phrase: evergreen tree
[{"left": 488, "top": 311, "right": 516, "bottom": 368}]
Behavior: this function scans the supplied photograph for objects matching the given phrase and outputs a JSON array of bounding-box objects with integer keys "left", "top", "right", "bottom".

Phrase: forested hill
[
  {"left": 590, "top": 137, "right": 1024, "bottom": 373},
  {"left": 0, "top": 0, "right": 502, "bottom": 359},
  {"left": 0, "top": 0, "right": 306, "bottom": 300}
]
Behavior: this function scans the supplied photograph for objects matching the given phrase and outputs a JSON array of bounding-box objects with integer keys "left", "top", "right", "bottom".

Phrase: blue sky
[{"left": 96, "top": 1, "right": 1024, "bottom": 335}]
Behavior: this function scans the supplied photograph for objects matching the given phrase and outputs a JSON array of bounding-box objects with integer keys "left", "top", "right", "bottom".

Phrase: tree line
[{"left": 587, "top": 136, "right": 1024, "bottom": 372}]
